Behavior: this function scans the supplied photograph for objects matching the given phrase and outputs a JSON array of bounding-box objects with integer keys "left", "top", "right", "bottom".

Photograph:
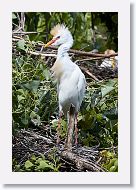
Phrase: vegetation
[{"left": 12, "top": 12, "right": 118, "bottom": 172}]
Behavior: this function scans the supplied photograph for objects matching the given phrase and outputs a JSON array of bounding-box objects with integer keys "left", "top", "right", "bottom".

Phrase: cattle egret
[{"left": 45, "top": 24, "right": 86, "bottom": 145}]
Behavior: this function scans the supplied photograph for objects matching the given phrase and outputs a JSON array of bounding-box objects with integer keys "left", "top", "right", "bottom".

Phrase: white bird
[{"left": 45, "top": 24, "right": 86, "bottom": 146}]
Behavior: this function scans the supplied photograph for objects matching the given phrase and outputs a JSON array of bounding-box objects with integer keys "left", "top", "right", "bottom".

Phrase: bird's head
[{"left": 45, "top": 24, "right": 73, "bottom": 47}]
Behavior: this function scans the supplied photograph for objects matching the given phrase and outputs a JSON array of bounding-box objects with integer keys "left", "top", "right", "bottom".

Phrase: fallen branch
[{"left": 61, "top": 150, "right": 105, "bottom": 172}]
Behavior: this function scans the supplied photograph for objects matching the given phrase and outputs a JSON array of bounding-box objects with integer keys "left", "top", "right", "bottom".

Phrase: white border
[{"left": 0, "top": 0, "right": 130, "bottom": 184}]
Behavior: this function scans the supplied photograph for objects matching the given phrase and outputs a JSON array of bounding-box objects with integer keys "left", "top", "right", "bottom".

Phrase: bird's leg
[
  {"left": 74, "top": 112, "right": 78, "bottom": 145},
  {"left": 57, "top": 111, "right": 62, "bottom": 144},
  {"left": 65, "top": 104, "right": 75, "bottom": 150}
]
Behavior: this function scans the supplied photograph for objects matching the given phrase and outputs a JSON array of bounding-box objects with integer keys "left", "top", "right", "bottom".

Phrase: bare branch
[
  {"left": 13, "top": 31, "right": 39, "bottom": 35},
  {"left": 43, "top": 46, "right": 118, "bottom": 58},
  {"left": 80, "top": 66, "right": 99, "bottom": 81},
  {"left": 28, "top": 51, "right": 57, "bottom": 57}
]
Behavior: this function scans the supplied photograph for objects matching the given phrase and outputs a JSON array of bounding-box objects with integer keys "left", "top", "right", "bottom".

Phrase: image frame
[{"left": 0, "top": 0, "right": 130, "bottom": 185}]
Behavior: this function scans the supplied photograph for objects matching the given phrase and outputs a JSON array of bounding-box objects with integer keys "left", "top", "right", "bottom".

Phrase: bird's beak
[{"left": 44, "top": 38, "right": 57, "bottom": 47}]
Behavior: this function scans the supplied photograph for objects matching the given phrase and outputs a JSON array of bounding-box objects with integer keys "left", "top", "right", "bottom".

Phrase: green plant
[
  {"left": 12, "top": 39, "right": 57, "bottom": 130},
  {"left": 79, "top": 79, "right": 118, "bottom": 148},
  {"left": 12, "top": 12, "right": 118, "bottom": 51},
  {"left": 13, "top": 153, "right": 61, "bottom": 172},
  {"left": 100, "top": 150, "right": 118, "bottom": 172}
]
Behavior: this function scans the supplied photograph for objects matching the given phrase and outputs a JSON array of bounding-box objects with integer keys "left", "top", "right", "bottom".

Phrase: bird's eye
[{"left": 56, "top": 36, "right": 60, "bottom": 39}]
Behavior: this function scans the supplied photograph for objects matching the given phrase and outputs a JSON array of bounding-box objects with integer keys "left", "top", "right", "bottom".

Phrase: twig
[
  {"left": 12, "top": 35, "right": 23, "bottom": 40},
  {"left": 22, "top": 130, "right": 54, "bottom": 145},
  {"left": 75, "top": 57, "right": 105, "bottom": 63},
  {"left": 80, "top": 66, "right": 99, "bottom": 81},
  {"left": 13, "top": 31, "right": 39, "bottom": 35},
  {"left": 43, "top": 46, "right": 118, "bottom": 58},
  {"left": 20, "top": 141, "right": 42, "bottom": 156},
  {"left": 28, "top": 51, "right": 57, "bottom": 57}
]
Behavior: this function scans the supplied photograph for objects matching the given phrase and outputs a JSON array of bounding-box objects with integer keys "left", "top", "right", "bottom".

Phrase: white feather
[
  {"left": 57, "top": 56, "right": 86, "bottom": 115},
  {"left": 49, "top": 24, "right": 86, "bottom": 115}
]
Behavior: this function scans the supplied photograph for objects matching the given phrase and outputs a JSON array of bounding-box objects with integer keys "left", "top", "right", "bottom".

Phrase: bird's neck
[{"left": 57, "top": 41, "right": 73, "bottom": 59}]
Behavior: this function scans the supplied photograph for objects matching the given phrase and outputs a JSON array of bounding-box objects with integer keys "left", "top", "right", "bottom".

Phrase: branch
[
  {"left": 12, "top": 37, "right": 118, "bottom": 59},
  {"left": 13, "top": 31, "right": 39, "bottom": 35},
  {"left": 18, "top": 128, "right": 105, "bottom": 172},
  {"left": 61, "top": 150, "right": 105, "bottom": 172},
  {"left": 21, "top": 130, "right": 54, "bottom": 145},
  {"left": 41, "top": 45, "right": 118, "bottom": 58},
  {"left": 28, "top": 50, "right": 57, "bottom": 57},
  {"left": 80, "top": 66, "right": 99, "bottom": 81}
]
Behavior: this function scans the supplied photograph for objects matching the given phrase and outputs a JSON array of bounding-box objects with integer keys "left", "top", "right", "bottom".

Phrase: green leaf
[
  {"left": 31, "top": 154, "right": 36, "bottom": 161},
  {"left": 101, "top": 85, "right": 114, "bottom": 98},
  {"left": 17, "top": 39, "right": 26, "bottom": 51},
  {"left": 30, "top": 111, "right": 37, "bottom": 119},
  {"left": 17, "top": 95, "right": 25, "bottom": 102},
  {"left": 107, "top": 158, "right": 116, "bottom": 170},
  {"left": 114, "top": 159, "right": 118, "bottom": 167},
  {"left": 37, "top": 160, "right": 54, "bottom": 170},
  {"left": 36, "top": 158, "right": 43, "bottom": 164},
  {"left": 109, "top": 165, "right": 117, "bottom": 172},
  {"left": 105, "top": 79, "right": 117, "bottom": 87},
  {"left": 43, "top": 69, "right": 50, "bottom": 81},
  {"left": 25, "top": 160, "right": 34, "bottom": 169},
  {"left": 21, "top": 113, "right": 30, "bottom": 125},
  {"left": 15, "top": 164, "right": 21, "bottom": 171},
  {"left": 21, "top": 80, "right": 40, "bottom": 92},
  {"left": 17, "top": 89, "right": 25, "bottom": 95}
]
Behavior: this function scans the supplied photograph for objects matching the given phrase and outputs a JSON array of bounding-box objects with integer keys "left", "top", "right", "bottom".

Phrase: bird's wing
[
  {"left": 65, "top": 67, "right": 86, "bottom": 108},
  {"left": 77, "top": 71, "right": 86, "bottom": 110}
]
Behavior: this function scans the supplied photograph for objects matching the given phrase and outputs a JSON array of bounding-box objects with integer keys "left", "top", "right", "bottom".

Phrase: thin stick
[
  {"left": 13, "top": 31, "right": 39, "bottom": 35},
  {"left": 80, "top": 66, "right": 99, "bottom": 81},
  {"left": 28, "top": 51, "right": 57, "bottom": 57},
  {"left": 22, "top": 130, "right": 54, "bottom": 145}
]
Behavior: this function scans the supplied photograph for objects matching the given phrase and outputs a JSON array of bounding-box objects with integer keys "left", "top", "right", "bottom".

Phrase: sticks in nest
[{"left": 14, "top": 128, "right": 105, "bottom": 172}]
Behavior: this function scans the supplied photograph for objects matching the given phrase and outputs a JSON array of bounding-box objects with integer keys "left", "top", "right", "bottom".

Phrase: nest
[{"left": 12, "top": 123, "right": 106, "bottom": 172}]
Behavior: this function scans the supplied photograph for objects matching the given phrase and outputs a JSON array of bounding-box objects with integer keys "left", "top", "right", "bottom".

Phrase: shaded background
[{"left": 12, "top": 12, "right": 118, "bottom": 52}]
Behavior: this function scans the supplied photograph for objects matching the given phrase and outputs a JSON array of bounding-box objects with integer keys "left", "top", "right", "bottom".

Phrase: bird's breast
[
  {"left": 50, "top": 59, "right": 63, "bottom": 79},
  {"left": 58, "top": 68, "right": 85, "bottom": 113}
]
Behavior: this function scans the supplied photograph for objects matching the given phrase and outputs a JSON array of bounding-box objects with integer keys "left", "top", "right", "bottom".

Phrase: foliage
[
  {"left": 12, "top": 42, "right": 57, "bottom": 129},
  {"left": 12, "top": 12, "right": 118, "bottom": 52},
  {"left": 78, "top": 79, "right": 118, "bottom": 148},
  {"left": 100, "top": 150, "right": 118, "bottom": 172},
  {"left": 13, "top": 150, "right": 61, "bottom": 172}
]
